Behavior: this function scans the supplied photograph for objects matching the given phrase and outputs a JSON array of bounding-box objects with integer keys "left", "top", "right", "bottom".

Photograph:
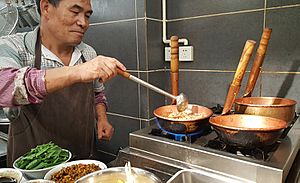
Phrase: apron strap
[{"left": 34, "top": 28, "right": 41, "bottom": 69}]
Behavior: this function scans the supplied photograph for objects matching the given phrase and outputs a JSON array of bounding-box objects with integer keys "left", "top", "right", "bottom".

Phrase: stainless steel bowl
[
  {"left": 26, "top": 179, "right": 55, "bottom": 183},
  {"left": 75, "top": 167, "right": 162, "bottom": 183}
]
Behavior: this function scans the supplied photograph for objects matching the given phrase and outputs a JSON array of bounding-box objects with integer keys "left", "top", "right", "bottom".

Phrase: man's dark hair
[{"left": 35, "top": 0, "right": 61, "bottom": 15}]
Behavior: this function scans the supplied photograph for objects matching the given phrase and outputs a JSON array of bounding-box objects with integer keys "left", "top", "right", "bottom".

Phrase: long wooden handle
[
  {"left": 117, "top": 68, "right": 130, "bottom": 78},
  {"left": 232, "top": 40, "right": 257, "bottom": 87},
  {"left": 243, "top": 28, "right": 272, "bottom": 97},
  {"left": 222, "top": 40, "right": 256, "bottom": 115},
  {"left": 170, "top": 36, "right": 179, "bottom": 104}
]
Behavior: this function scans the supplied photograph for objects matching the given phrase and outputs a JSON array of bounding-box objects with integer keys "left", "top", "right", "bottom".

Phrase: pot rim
[
  {"left": 153, "top": 104, "right": 213, "bottom": 122},
  {"left": 235, "top": 97, "right": 297, "bottom": 107},
  {"left": 209, "top": 114, "right": 288, "bottom": 131},
  {"left": 75, "top": 167, "right": 162, "bottom": 183}
]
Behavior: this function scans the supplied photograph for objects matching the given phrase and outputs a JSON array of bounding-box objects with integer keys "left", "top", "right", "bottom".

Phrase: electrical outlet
[
  {"left": 180, "top": 46, "right": 193, "bottom": 61},
  {"left": 165, "top": 46, "right": 194, "bottom": 61},
  {"left": 165, "top": 47, "right": 171, "bottom": 61}
]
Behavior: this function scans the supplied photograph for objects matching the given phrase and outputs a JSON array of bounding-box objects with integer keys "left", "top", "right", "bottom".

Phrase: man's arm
[
  {"left": 0, "top": 55, "right": 126, "bottom": 107},
  {"left": 0, "top": 67, "right": 46, "bottom": 107}
]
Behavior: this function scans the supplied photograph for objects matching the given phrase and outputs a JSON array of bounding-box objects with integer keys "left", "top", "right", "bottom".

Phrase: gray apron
[{"left": 7, "top": 30, "right": 96, "bottom": 167}]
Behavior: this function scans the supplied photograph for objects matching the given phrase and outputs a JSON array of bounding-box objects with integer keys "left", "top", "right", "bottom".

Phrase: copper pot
[
  {"left": 209, "top": 114, "right": 287, "bottom": 147},
  {"left": 154, "top": 104, "right": 213, "bottom": 133},
  {"left": 235, "top": 97, "right": 296, "bottom": 124},
  {"left": 209, "top": 34, "right": 290, "bottom": 148},
  {"left": 234, "top": 28, "right": 297, "bottom": 124}
]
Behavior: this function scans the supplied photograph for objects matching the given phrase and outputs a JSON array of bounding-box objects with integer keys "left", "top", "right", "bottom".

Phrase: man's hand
[
  {"left": 45, "top": 55, "right": 126, "bottom": 94},
  {"left": 95, "top": 103, "right": 114, "bottom": 141},
  {"left": 97, "top": 118, "right": 114, "bottom": 141},
  {"left": 77, "top": 55, "right": 126, "bottom": 83}
]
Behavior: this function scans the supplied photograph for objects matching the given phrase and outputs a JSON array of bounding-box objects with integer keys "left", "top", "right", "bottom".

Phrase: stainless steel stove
[{"left": 114, "top": 115, "right": 300, "bottom": 183}]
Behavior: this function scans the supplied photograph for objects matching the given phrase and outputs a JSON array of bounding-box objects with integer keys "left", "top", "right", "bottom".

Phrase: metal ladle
[{"left": 117, "top": 68, "right": 189, "bottom": 112}]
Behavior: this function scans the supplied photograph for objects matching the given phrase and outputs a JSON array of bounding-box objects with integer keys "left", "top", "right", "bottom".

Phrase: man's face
[{"left": 45, "top": 0, "right": 93, "bottom": 46}]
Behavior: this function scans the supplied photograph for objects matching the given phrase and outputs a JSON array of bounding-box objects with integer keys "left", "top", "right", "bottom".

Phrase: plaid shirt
[{"left": 0, "top": 27, "right": 106, "bottom": 106}]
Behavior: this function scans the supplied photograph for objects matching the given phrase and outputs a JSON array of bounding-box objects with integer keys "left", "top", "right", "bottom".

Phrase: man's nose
[{"left": 77, "top": 14, "right": 89, "bottom": 28}]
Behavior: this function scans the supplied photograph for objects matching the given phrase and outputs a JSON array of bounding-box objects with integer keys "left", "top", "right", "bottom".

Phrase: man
[{"left": 0, "top": 0, "right": 126, "bottom": 166}]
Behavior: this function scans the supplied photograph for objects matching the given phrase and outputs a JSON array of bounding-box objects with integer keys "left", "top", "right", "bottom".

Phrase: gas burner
[
  {"left": 206, "top": 137, "right": 280, "bottom": 161},
  {"left": 150, "top": 119, "right": 207, "bottom": 142},
  {"left": 210, "top": 104, "right": 223, "bottom": 114}
]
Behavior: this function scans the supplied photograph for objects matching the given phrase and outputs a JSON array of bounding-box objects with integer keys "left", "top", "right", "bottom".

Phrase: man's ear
[{"left": 40, "top": 0, "right": 50, "bottom": 18}]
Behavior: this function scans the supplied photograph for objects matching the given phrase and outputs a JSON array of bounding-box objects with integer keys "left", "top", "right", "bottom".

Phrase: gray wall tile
[
  {"left": 261, "top": 73, "right": 300, "bottom": 113},
  {"left": 90, "top": 0, "right": 136, "bottom": 23},
  {"left": 136, "top": 0, "right": 146, "bottom": 18},
  {"left": 146, "top": 0, "right": 162, "bottom": 19},
  {"left": 147, "top": 20, "right": 165, "bottom": 70},
  {"left": 137, "top": 19, "right": 147, "bottom": 70},
  {"left": 104, "top": 76, "right": 139, "bottom": 117},
  {"left": 96, "top": 115, "right": 140, "bottom": 154},
  {"left": 167, "top": 0, "right": 264, "bottom": 19},
  {"left": 148, "top": 71, "right": 169, "bottom": 118},
  {"left": 167, "top": 12, "right": 264, "bottom": 70},
  {"left": 139, "top": 73, "right": 150, "bottom": 119},
  {"left": 136, "top": 71, "right": 169, "bottom": 119},
  {"left": 179, "top": 71, "right": 261, "bottom": 108},
  {"left": 267, "top": 0, "right": 300, "bottom": 8},
  {"left": 265, "top": 7, "right": 300, "bottom": 71},
  {"left": 84, "top": 21, "right": 138, "bottom": 70}
]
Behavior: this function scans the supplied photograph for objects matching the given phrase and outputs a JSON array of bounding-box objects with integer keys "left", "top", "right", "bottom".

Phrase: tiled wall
[{"left": 84, "top": 0, "right": 300, "bottom": 163}]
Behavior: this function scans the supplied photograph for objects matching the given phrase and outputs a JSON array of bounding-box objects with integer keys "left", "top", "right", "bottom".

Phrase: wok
[
  {"left": 154, "top": 104, "right": 213, "bottom": 133},
  {"left": 209, "top": 114, "right": 287, "bottom": 147},
  {"left": 152, "top": 36, "right": 213, "bottom": 134},
  {"left": 235, "top": 97, "right": 296, "bottom": 124},
  {"left": 209, "top": 39, "right": 288, "bottom": 148},
  {"left": 234, "top": 28, "right": 297, "bottom": 124}
]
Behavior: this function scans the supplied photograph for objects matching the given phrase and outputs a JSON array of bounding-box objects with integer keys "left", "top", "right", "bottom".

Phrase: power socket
[
  {"left": 180, "top": 46, "right": 194, "bottom": 61},
  {"left": 165, "top": 46, "right": 194, "bottom": 61}
]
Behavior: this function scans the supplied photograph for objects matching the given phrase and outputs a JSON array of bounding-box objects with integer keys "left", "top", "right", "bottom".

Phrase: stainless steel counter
[{"left": 115, "top": 116, "right": 300, "bottom": 183}]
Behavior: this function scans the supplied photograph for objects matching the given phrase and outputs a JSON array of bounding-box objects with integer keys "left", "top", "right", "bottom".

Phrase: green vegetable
[{"left": 15, "top": 141, "right": 70, "bottom": 170}]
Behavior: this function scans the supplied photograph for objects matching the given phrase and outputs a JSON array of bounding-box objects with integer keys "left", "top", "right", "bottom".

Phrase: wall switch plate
[
  {"left": 165, "top": 47, "right": 171, "bottom": 61},
  {"left": 165, "top": 46, "right": 194, "bottom": 61}
]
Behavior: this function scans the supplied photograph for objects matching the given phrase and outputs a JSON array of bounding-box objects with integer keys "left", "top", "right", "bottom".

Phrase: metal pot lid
[{"left": 0, "top": 131, "right": 7, "bottom": 157}]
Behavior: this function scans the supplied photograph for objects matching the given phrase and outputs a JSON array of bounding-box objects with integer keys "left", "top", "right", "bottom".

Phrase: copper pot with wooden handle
[
  {"left": 234, "top": 28, "right": 297, "bottom": 124},
  {"left": 209, "top": 39, "right": 288, "bottom": 148}
]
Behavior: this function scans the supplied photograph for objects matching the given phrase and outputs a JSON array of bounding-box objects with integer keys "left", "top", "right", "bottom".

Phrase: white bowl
[
  {"left": 44, "top": 159, "right": 107, "bottom": 181},
  {"left": 0, "top": 168, "right": 23, "bottom": 183},
  {"left": 13, "top": 149, "right": 72, "bottom": 180}
]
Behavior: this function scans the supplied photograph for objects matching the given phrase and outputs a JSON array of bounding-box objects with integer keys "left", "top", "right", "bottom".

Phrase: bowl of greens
[{"left": 13, "top": 142, "right": 71, "bottom": 180}]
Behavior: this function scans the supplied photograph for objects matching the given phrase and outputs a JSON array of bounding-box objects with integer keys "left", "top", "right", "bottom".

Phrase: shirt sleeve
[
  {"left": 0, "top": 67, "right": 47, "bottom": 107},
  {"left": 95, "top": 91, "right": 108, "bottom": 110},
  {"left": 93, "top": 77, "right": 108, "bottom": 109}
]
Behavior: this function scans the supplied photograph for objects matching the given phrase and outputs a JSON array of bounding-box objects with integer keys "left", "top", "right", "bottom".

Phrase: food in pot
[
  {"left": 167, "top": 108, "right": 205, "bottom": 120},
  {"left": 51, "top": 163, "right": 101, "bottom": 183},
  {"left": 15, "top": 142, "right": 69, "bottom": 170}
]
